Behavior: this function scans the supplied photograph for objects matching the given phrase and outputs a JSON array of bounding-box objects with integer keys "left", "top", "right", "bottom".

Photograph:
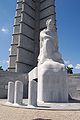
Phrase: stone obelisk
[{"left": 8, "top": 0, "right": 57, "bottom": 73}]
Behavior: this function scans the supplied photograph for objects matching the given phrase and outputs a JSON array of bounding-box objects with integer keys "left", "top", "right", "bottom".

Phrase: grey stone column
[
  {"left": 14, "top": 81, "right": 23, "bottom": 105},
  {"left": 7, "top": 82, "right": 14, "bottom": 103},
  {"left": 28, "top": 80, "right": 37, "bottom": 107}
]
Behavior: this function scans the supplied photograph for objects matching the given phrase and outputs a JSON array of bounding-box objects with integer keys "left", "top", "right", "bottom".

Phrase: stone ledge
[{"left": 1, "top": 99, "right": 80, "bottom": 111}]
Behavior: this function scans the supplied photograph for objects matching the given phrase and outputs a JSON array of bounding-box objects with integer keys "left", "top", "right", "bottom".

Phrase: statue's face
[{"left": 46, "top": 19, "right": 54, "bottom": 30}]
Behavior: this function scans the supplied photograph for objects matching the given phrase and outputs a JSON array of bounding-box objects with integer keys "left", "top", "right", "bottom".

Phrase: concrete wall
[
  {"left": 0, "top": 70, "right": 28, "bottom": 99},
  {"left": 68, "top": 75, "right": 80, "bottom": 100},
  {"left": 0, "top": 69, "right": 80, "bottom": 101}
]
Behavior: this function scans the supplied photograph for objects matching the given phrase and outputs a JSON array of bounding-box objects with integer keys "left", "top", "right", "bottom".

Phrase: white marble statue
[
  {"left": 37, "top": 19, "right": 68, "bottom": 103},
  {"left": 38, "top": 19, "right": 64, "bottom": 65}
]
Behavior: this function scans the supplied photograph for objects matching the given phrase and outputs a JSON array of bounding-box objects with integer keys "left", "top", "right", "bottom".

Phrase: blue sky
[
  {"left": 0, "top": 0, "right": 80, "bottom": 73},
  {"left": 56, "top": 0, "right": 80, "bottom": 73}
]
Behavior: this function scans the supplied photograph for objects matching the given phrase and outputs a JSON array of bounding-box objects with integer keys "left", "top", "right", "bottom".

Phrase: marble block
[
  {"left": 38, "top": 60, "right": 68, "bottom": 103},
  {"left": 14, "top": 81, "right": 23, "bottom": 105},
  {"left": 28, "top": 80, "right": 37, "bottom": 106},
  {"left": 7, "top": 82, "right": 14, "bottom": 103}
]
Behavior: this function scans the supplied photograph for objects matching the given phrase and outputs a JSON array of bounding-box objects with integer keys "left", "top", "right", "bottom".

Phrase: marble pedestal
[
  {"left": 28, "top": 80, "right": 37, "bottom": 107},
  {"left": 14, "top": 81, "right": 23, "bottom": 105},
  {"left": 7, "top": 82, "right": 14, "bottom": 103},
  {"left": 38, "top": 60, "right": 68, "bottom": 103}
]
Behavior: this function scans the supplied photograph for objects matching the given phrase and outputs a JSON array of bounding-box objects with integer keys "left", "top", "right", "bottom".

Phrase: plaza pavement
[{"left": 0, "top": 100, "right": 80, "bottom": 120}]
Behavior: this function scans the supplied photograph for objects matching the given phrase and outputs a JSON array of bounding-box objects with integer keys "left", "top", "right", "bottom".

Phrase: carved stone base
[{"left": 38, "top": 59, "right": 68, "bottom": 103}]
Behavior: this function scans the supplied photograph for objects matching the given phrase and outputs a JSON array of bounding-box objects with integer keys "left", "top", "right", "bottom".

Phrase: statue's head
[{"left": 46, "top": 19, "right": 54, "bottom": 31}]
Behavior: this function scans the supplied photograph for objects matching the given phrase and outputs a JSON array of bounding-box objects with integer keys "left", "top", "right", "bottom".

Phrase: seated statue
[
  {"left": 37, "top": 19, "right": 68, "bottom": 103},
  {"left": 38, "top": 19, "right": 64, "bottom": 65}
]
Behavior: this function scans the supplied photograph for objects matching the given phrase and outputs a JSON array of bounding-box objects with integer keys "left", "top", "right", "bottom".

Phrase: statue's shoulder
[{"left": 40, "top": 29, "right": 47, "bottom": 34}]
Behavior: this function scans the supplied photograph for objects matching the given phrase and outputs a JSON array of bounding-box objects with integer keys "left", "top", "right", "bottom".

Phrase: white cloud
[
  {"left": 64, "top": 60, "right": 70, "bottom": 65},
  {"left": 6, "top": 60, "right": 9, "bottom": 64},
  {"left": 1, "top": 27, "right": 9, "bottom": 33},
  {"left": 0, "top": 60, "right": 9, "bottom": 65},
  {"left": 9, "top": 47, "right": 11, "bottom": 52},
  {"left": 3, "top": 60, "right": 6, "bottom": 64},
  {"left": 6, "top": 60, "right": 9, "bottom": 67},
  {"left": 68, "top": 64, "right": 74, "bottom": 68},
  {"left": 0, "top": 60, "right": 5, "bottom": 64},
  {"left": 64, "top": 60, "right": 74, "bottom": 69},
  {"left": 75, "top": 64, "right": 80, "bottom": 70}
]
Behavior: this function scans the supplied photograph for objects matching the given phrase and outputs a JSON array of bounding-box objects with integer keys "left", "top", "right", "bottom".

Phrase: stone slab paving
[
  {"left": 1, "top": 103, "right": 80, "bottom": 120},
  {"left": 0, "top": 99, "right": 80, "bottom": 120}
]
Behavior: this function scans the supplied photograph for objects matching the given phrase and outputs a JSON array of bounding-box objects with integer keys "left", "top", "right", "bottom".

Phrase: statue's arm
[{"left": 40, "top": 31, "right": 43, "bottom": 49}]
